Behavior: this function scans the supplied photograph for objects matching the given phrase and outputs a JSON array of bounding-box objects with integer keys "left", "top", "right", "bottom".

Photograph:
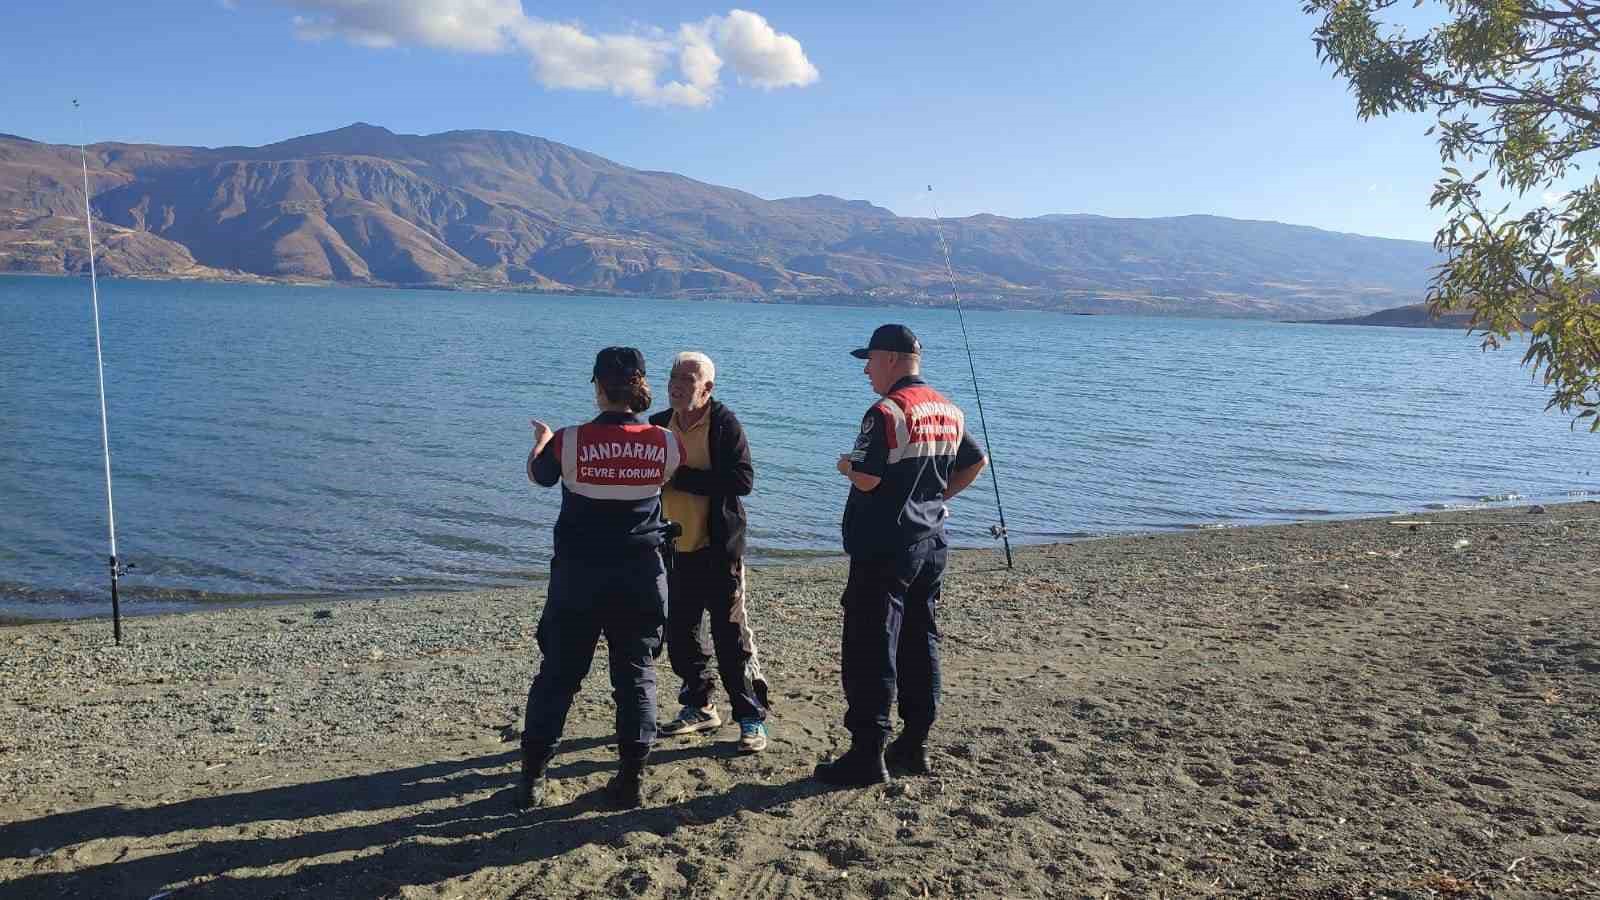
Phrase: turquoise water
[{"left": 1, "top": 274, "right": 1594, "bottom": 617}]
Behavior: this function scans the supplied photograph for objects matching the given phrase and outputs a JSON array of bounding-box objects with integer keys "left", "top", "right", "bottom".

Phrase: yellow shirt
[{"left": 661, "top": 408, "right": 712, "bottom": 552}]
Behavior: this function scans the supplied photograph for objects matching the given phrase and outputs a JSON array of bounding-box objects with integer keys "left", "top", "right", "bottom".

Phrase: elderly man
[
  {"left": 816, "top": 324, "right": 988, "bottom": 786},
  {"left": 649, "top": 351, "right": 772, "bottom": 752}
]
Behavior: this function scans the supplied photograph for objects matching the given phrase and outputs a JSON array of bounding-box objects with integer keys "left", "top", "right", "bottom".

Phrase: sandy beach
[{"left": 2, "top": 504, "right": 1597, "bottom": 898}]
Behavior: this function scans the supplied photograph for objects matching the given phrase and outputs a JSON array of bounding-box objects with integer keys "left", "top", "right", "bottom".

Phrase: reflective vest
[
  {"left": 842, "top": 379, "right": 971, "bottom": 557},
  {"left": 876, "top": 384, "right": 966, "bottom": 465},
  {"left": 542, "top": 418, "right": 683, "bottom": 559},
  {"left": 557, "top": 422, "right": 682, "bottom": 500}
]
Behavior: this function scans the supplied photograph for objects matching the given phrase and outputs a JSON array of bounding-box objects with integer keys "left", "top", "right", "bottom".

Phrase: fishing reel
[
  {"left": 108, "top": 556, "right": 136, "bottom": 578},
  {"left": 988, "top": 524, "right": 1007, "bottom": 540}
]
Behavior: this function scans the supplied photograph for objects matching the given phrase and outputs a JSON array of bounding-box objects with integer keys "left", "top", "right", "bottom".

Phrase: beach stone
[
  {"left": 816, "top": 836, "right": 870, "bottom": 868},
  {"left": 1264, "top": 832, "right": 1300, "bottom": 851},
  {"left": 958, "top": 806, "right": 1000, "bottom": 827}
]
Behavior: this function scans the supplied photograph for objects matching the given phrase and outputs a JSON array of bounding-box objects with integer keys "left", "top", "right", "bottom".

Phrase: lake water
[{"left": 1, "top": 274, "right": 1594, "bottom": 618}]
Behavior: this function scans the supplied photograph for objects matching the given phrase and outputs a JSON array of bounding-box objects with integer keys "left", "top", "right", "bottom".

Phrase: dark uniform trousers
[
  {"left": 841, "top": 535, "right": 946, "bottom": 742},
  {"left": 523, "top": 551, "right": 667, "bottom": 765},
  {"left": 668, "top": 548, "right": 769, "bottom": 722}
]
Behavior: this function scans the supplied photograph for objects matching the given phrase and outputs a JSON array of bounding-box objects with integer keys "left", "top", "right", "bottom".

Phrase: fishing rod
[
  {"left": 927, "top": 185, "right": 1014, "bottom": 569},
  {"left": 74, "top": 99, "right": 126, "bottom": 644}
]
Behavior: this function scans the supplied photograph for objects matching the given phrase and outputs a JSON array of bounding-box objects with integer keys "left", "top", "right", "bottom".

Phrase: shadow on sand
[{"left": 0, "top": 738, "right": 835, "bottom": 898}]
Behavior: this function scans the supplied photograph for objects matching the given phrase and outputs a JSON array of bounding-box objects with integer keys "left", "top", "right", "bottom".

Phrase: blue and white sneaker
[
  {"left": 738, "top": 719, "right": 769, "bottom": 753},
  {"left": 660, "top": 705, "right": 720, "bottom": 736}
]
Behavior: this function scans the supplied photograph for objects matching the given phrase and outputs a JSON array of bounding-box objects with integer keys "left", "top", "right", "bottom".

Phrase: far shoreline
[
  {"left": 3, "top": 498, "right": 1586, "bottom": 626},
  {"left": 0, "top": 271, "right": 1415, "bottom": 320}
]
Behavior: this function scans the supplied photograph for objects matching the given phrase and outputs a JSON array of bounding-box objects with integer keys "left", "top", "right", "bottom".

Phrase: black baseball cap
[
  {"left": 851, "top": 324, "right": 921, "bottom": 359},
  {"left": 592, "top": 346, "right": 646, "bottom": 382}
]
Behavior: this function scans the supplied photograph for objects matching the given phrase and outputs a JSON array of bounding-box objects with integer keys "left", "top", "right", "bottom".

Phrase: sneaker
[
  {"left": 659, "top": 705, "right": 721, "bottom": 736},
  {"left": 737, "top": 719, "right": 768, "bottom": 753}
]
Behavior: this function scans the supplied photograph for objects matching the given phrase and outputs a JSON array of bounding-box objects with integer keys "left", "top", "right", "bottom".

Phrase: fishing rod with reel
[
  {"left": 74, "top": 98, "right": 130, "bottom": 644},
  {"left": 927, "top": 185, "right": 1015, "bottom": 569}
]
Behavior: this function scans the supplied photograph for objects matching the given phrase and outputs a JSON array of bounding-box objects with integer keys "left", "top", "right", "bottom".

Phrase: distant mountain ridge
[
  {"left": 1299, "top": 302, "right": 1538, "bottom": 330},
  {"left": 0, "top": 123, "right": 1439, "bottom": 317}
]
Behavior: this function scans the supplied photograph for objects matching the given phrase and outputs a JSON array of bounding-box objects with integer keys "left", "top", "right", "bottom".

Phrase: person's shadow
[{"left": 0, "top": 737, "right": 835, "bottom": 898}]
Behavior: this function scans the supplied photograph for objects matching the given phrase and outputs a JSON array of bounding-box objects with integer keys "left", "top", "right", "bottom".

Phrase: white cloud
[
  {"left": 286, "top": 0, "right": 526, "bottom": 52},
  {"left": 278, "top": 1, "right": 818, "bottom": 107},
  {"left": 512, "top": 21, "right": 719, "bottom": 108},
  {"left": 677, "top": 22, "right": 723, "bottom": 93},
  {"left": 708, "top": 10, "right": 819, "bottom": 89}
]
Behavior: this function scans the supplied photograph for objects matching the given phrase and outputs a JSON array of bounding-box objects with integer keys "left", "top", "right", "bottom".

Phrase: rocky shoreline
[{"left": 3, "top": 504, "right": 1597, "bottom": 898}]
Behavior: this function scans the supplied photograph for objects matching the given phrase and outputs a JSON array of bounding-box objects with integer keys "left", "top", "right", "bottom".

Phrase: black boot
[
  {"left": 516, "top": 750, "right": 553, "bottom": 811},
  {"left": 608, "top": 755, "right": 646, "bottom": 809},
  {"left": 814, "top": 735, "right": 890, "bottom": 786},
  {"left": 885, "top": 736, "right": 931, "bottom": 776}
]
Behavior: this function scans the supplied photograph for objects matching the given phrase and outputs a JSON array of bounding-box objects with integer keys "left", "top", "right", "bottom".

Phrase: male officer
[{"left": 815, "top": 324, "right": 988, "bottom": 786}]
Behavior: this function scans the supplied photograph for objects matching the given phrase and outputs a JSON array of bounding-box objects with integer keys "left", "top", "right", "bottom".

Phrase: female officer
[{"left": 519, "top": 346, "right": 684, "bottom": 810}]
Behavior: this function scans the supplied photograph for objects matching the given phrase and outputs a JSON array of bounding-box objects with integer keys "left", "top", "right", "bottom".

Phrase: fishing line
[{"left": 928, "top": 186, "right": 1014, "bottom": 569}]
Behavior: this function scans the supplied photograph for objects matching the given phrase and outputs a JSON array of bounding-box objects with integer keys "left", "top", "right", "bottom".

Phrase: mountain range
[
  {"left": 0, "top": 123, "right": 1439, "bottom": 317},
  {"left": 1302, "top": 304, "right": 1472, "bottom": 328}
]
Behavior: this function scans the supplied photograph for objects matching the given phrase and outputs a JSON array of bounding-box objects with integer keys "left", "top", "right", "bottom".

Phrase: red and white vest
[
  {"left": 875, "top": 384, "right": 966, "bottom": 465},
  {"left": 555, "top": 422, "right": 682, "bottom": 500}
]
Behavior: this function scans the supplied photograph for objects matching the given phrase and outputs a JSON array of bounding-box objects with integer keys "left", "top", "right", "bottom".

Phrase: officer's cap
[
  {"left": 851, "top": 324, "right": 921, "bottom": 359},
  {"left": 592, "top": 346, "right": 646, "bottom": 382}
]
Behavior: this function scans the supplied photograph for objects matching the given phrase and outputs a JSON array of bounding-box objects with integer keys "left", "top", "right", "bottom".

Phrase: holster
[{"left": 658, "top": 520, "right": 683, "bottom": 578}]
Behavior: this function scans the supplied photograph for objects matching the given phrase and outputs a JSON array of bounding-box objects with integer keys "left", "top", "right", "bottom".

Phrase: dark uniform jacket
[
  {"left": 649, "top": 399, "right": 754, "bottom": 559},
  {"left": 529, "top": 411, "right": 685, "bottom": 561},
  {"left": 843, "top": 376, "right": 985, "bottom": 558}
]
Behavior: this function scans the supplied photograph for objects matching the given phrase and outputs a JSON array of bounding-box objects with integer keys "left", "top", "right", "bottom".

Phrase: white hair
[{"left": 671, "top": 351, "right": 716, "bottom": 384}]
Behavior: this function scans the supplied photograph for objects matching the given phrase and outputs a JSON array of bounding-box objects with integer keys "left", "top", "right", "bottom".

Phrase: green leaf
[{"left": 1309, "top": 0, "right": 1600, "bottom": 433}]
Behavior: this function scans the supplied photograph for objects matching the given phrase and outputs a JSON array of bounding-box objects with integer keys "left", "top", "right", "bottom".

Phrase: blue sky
[{"left": 0, "top": 1, "right": 1542, "bottom": 241}]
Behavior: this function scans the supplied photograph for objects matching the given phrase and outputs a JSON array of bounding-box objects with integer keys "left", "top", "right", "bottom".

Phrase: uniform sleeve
[
  {"left": 954, "top": 427, "right": 985, "bottom": 469},
  {"left": 529, "top": 429, "right": 563, "bottom": 487},
  {"left": 663, "top": 432, "right": 688, "bottom": 483},
  {"left": 849, "top": 406, "right": 889, "bottom": 477}
]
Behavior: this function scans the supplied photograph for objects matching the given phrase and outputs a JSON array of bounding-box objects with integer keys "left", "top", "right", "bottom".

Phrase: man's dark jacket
[{"left": 649, "top": 399, "right": 753, "bottom": 559}]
